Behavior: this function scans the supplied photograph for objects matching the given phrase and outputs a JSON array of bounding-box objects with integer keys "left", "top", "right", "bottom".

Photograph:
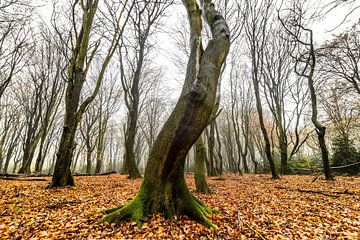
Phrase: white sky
[{"left": 34, "top": 0, "right": 360, "bottom": 99}]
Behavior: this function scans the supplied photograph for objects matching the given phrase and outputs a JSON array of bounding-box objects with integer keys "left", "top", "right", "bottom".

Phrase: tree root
[
  {"left": 185, "top": 195, "right": 218, "bottom": 230},
  {"left": 99, "top": 191, "right": 218, "bottom": 230},
  {"left": 98, "top": 195, "right": 145, "bottom": 227}
]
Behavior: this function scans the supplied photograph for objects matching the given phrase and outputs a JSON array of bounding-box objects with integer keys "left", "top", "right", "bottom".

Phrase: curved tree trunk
[{"left": 101, "top": 0, "right": 229, "bottom": 228}]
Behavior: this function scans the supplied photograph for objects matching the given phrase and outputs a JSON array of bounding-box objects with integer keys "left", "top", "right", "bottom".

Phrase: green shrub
[{"left": 331, "top": 134, "right": 360, "bottom": 175}]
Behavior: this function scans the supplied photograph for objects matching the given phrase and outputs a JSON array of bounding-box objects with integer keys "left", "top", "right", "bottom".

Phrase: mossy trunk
[
  {"left": 48, "top": 124, "right": 76, "bottom": 187},
  {"left": 194, "top": 136, "right": 211, "bottom": 194},
  {"left": 47, "top": 69, "right": 85, "bottom": 188},
  {"left": 100, "top": 0, "right": 230, "bottom": 228}
]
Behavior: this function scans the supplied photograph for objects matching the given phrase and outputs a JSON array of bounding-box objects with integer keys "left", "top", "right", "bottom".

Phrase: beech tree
[
  {"left": 194, "top": 134, "right": 211, "bottom": 193},
  {"left": 279, "top": 0, "right": 333, "bottom": 180},
  {"left": 0, "top": 0, "right": 32, "bottom": 100},
  {"left": 119, "top": 0, "right": 172, "bottom": 178},
  {"left": 48, "top": 0, "right": 130, "bottom": 188},
  {"left": 243, "top": 0, "right": 279, "bottom": 179},
  {"left": 101, "top": 0, "right": 230, "bottom": 228}
]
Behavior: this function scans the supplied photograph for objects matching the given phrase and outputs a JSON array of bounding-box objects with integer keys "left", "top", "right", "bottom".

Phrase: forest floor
[{"left": 0, "top": 174, "right": 359, "bottom": 239}]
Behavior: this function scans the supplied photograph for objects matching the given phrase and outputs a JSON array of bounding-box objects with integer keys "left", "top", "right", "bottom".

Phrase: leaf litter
[{"left": 0, "top": 174, "right": 359, "bottom": 239}]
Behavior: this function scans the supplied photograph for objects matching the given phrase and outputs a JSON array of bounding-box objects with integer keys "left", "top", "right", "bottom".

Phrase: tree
[
  {"left": 194, "top": 135, "right": 211, "bottom": 194},
  {"left": 16, "top": 27, "right": 64, "bottom": 174},
  {"left": 243, "top": 0, "right": 280, "bottom": 179},
  {"left": 100, "top": 0, "right": 230, "bottom": 228},
  {"left": 261, "top": 22, "right": 293, "bottom": 174},
  {"left": 79, "top": 104, "right": 99, "bottom": 174},
  {"left": 279, "top": 0, "right": 333, "bottom": 180},
  {"left": 48, "top": 0, "right": 130, "bottom": 188},
  {"left": 318, "top": 24, "right": 360, "bottom": 96},
  {"left": 119, "top": 0, "right": 172, "bottom": 178},
  {"left": 0, "top": 0, "right": 32, "bottom": 100},
  {"left": 94, "top": 70, "right": 122, "bottom": 174}
]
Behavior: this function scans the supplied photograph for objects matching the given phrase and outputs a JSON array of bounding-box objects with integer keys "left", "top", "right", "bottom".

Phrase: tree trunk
[
  {"left": 95, "top": 145, "right": 104, "bottom": 174},
  {"left": 101, "top": 0, "right": 229, "bottom": 228},
  {"left": 123, "top": 87, "right": 141, "bottom": 178},
  {"left": 47, "top": 69, "right": 85, "bottom": 188},
  {"left": 206, "top": 121, "right": 218, "bottom": 176},
  {"left": 86, "top": 148, "right": 92, "bottom": 174},
  {"left": 252, "top": 76, "right": 279, "bottom": 179},
  {"left": 213, "top": 121, "right": 223, "bottom": 175},
  {"left": 18, "top": 144, "right": 36, "bottom": 174},
  {"left": 3, "top": 144, "right": 16, "bottom": 173},
  {"left": 48, "top": 123, "right": 77, "bottom": 187},
  {"left": 34, "top": 134, "right": 46, "bottom": 173},
  {"left": 318, "top": 127, "right": 332, "bottom": 179},
  {"left": 194, "top": 135, "right": 211, "bottom": 194}
]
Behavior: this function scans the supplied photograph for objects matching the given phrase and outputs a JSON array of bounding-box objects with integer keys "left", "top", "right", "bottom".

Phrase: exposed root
[
  {"left": 99, "top": 195, "right": 145, "bottom": 227},
  {"left": 185, "top": 195, "right": 218, "bottom": 230},
  {"left": 100, "top": 177, "right": 219, "bottom": 230},
  {"left": 103, "top": 205, "right": 123, "bottom": 214}
]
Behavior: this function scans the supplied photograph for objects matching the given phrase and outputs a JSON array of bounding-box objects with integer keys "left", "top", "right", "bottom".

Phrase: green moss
[
  {"left": 99, "top": 179, "right": 218, "bottom": 229},
  {"left": 186, "top": 195, "right": 218, "bottom": 230},
  {"left": 99, "top": 193, "right": 145, "bottom": 227}
]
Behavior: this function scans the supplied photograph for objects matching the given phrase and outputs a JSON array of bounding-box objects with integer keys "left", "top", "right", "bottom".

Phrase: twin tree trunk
[{"left": 101, "top": 0, "right": 230, "bottom": 228}]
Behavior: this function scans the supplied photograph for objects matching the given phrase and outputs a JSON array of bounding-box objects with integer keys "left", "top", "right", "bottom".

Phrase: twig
[
  {"left": 238, "top": 215, "right": 267, "bottom": 240},
  {"left": 311, "top": 171, "right": 323, "bottom": 182},
  {"left": 297, "top": 189, "right": 339, "bottom": 198},
  {"left": 0, "top": 177, "right": 48, "bottom": 182}
]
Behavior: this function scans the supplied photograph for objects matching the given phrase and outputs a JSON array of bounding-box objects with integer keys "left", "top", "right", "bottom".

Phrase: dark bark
[
  {"left": 48, "top": 0, "right": 125, "bottom": 187},
  {"left": 101, "top": 0, "right": 229, "bottom": 228},
  {"left": 214, "top": 121, "right": 223, "bottom": 175},
  {"left": 243, "top": 0, "right": 279, "bottom": 179},
  {"left": 253, "top": 77, "right": 279, "bottom": 179},
  {"left": 278, "top": 5, "right": 333, "bottom": 180}
]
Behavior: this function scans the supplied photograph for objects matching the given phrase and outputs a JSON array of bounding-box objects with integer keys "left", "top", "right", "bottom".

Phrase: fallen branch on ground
[
  {"left": 237, "top": 212, "right": 267, "bottom": 240},
  {"left": 0, "top": 177, "right": 48, "bottom": 182},
  {"left": 297, "top": 189, "right": 339, "bottom": 198},
  {"left": 275, "top": 186, "right": 358, "bottom": 197}
]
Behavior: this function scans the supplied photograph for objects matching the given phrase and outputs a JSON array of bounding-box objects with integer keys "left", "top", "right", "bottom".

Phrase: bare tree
[
  {"left": 79, "top": 104, "right": 99, "bottom": 174},
  {"left": 48, "top": 0, "right": 131, "bottom": 188},
  {"left": 0, "top": 0, "right": 32, "bottom": 99},
  {"left": 101, "top": 0, "right": 230, "bottom": 228},
  {"left": 318, "top": 24, "right": 360, "bottom": 95},
  {"left": 119, "top": 0, "right": 173, "bottom": 179},
  {"left": 279, "top": 0, "right": 333, "bottom": 180},
  {"left": 94, "top": 69, "right": 122, "bottom": 174},
  {"left": 243, "top": 0, "right": 280, "bottom": 179}
]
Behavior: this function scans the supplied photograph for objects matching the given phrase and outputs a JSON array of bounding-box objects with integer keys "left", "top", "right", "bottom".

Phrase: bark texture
[
  {"left": 101, "top": 0, "right": 230, "bottom": 228},
  {"left": 48, "top": 0, "right": 128, "bottom": 187},
  {"left": 194, "top": 135, "right": 211, "bottom": 194}
]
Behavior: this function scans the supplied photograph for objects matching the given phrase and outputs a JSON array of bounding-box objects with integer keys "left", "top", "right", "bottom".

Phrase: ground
[{"left": 0, "top": 174, "right": 359, "bottom": 239}]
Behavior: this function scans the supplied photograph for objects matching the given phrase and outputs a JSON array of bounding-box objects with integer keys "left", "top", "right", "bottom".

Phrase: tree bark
[
  {"left": 48, "top": 0, "right": 127, "bottom": 187},
  {"left": 101, "top": 0, "right": 229, "bottom": 228},
  {"left": 194, "top": 135, "right": 211, "bottom": 194}
]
